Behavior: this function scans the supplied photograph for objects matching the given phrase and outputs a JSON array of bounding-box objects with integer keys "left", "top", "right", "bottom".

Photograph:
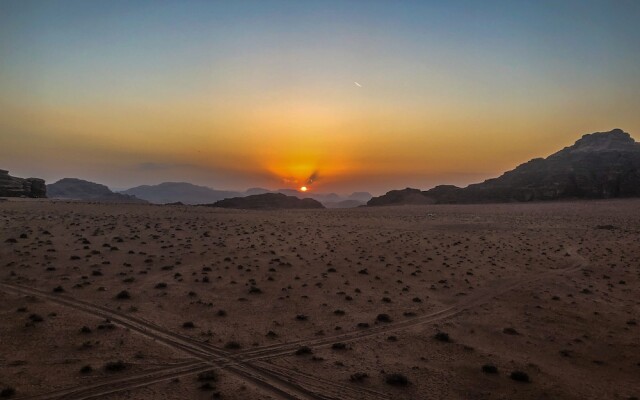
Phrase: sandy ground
[{"left": 0, "top": 199, "right": 638, "bottom": 400}]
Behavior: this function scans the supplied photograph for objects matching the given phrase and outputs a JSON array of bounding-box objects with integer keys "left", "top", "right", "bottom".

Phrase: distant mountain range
[
  {"left": 47, "top": 178, "right": 147, "bottom": 203},
  {"left": 8, "top": 128, "right": 637, "bottom": 206},
  {"left": 368, "top": 128, "right": 640, "bottom": 206},
  {"left": 38, "top": 178, "right": 372, "bottom": 207},
  {"left": 119, "top": 182, "right": 372, "bottom": 207}
]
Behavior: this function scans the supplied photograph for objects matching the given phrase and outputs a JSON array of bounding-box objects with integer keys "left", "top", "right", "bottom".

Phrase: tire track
[
  {"left": 0, "top": 283, "right": 386, "bottom": 400},
  {"left": 3, "top": 249, "right": 586, "bottom": 400},
  {"left": 0, "top": 283, "right": 338, "bottom": 400}
]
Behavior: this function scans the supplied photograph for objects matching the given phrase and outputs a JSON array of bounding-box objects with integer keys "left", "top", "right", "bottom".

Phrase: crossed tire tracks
[{"left": 1, "top": 248, "right": 586, "bottom": 400}]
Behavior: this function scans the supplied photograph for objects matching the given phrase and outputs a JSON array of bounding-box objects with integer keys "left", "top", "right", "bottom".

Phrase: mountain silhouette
[
  {"left": 209, "top": 193, "right": 325, "bottom": 209},
  {"left": 368, "top": 129, "right": 640, "bottom": 205},
  {"left": 47, "top": 178, "right": 147, "bottom": 203}
]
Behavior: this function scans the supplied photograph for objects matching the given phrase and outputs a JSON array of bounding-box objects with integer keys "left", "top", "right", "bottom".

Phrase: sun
[{"left": 300, "top": 186, "right": 308, "bottom": 192}]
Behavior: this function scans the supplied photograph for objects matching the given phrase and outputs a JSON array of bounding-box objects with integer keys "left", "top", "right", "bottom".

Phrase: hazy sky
[{"left": 1, "top": 0, "right": 639, "bottom": 194}]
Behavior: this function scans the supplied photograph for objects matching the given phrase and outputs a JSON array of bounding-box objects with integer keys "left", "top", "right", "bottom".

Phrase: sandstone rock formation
[
  {"left": 0, "top": 170, "right": 46, "bottom": 198},
  {"left": 210, "top": 193, "right": 325, "bottom": 209},
  {"left": 368, "top": 129, "right": 640, "bottom": 205}
]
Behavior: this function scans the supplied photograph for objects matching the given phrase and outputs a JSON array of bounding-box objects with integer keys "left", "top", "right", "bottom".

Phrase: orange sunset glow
[{"left": 1, "top": 2, "right": 639, "bottom": 195}]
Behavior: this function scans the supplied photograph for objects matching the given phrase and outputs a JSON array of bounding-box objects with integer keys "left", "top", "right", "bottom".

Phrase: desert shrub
[
  {"left": 29, "top": 314, "right": 44, "bottom": 323},
  {"left": 510, "top": 371, "right": 530, "bottom": 382},
  {"left": 357, "top": 322, "right": 370, "bottom": 328},
  {"left": 224, "top": 341, "right": 241, "bottom": 350},
  {"left": 385, "top": 373, "right": 409, "bottom": 386},
  {"left": 331, "top": 342, "right": 347, "bottom": 350},
  {"left": 376, "top": 313, "right": 392, "bottom": 323},
  {"left": 104, "top": 360, "right": 127, "bottom": 372},
  {"left": 559, "top": 349, "right": 572, "bottom": 357},
  {"left": 434, "top": 332, "right": 450, "bottom": 342},
  {"left": 182, "top": 321, "right": 195, "bottom": 329},
  {"left": 248, "top": 286, "right": 262, "bottom": 294},
  {"left": 217, "top": 309, "right": 227, "bottom": 317},
  {"left": 350, "top": 372, "right": 368, "bottom": 382},
  {"left": 333, "top": 309, "right": 345, "bottom": 315},
  {"left": 97, "top": 321, "right": 116, "bottom": 330},
  {"left": 80, "top": 365, "right": 93, "bottom": 374},
  {"left": 115, "top": 290, "right": 130, "bottom": 300},
  {"left": 295, "top": 314, "right": 308, "bottom": 321},
  {"left": 52, "top": 286, "right": 64, "bottom": 293},
  {"left": 295, "top": 346, "right": 313, "bottom": 356},
  {"left": 80, "top": 326, "right": 92, "bottom": 334},
  {"left": 403, "top": 311, "right": 417, "bottom": 317},
  {"left": 503, "top": 327, "right": 519, "bottom": 335},
  {"left": 154, "top": 282, "right": 167, "bottom": 289},
  {"left": 481, "top": 364, "right": 498, "bottom": 374},
  {"left": 197, "top": 371, "right": 217, "bottom": 382},
  {"left": 0, "top": 387, "right": 16, "bottom": 398}
]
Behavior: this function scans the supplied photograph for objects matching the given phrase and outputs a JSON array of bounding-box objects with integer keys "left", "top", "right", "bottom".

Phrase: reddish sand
[{"left": 0, "top": 199, "right": 638, "bottom": 400}]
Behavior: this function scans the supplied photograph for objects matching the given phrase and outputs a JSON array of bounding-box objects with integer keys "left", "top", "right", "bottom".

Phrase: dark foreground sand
[{"left": 0, "top": 199, "right": 638, "bottom": 400}]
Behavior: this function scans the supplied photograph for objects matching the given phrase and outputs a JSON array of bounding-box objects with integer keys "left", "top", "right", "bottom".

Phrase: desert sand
[{"left": 0, "top": 199, "right": 638, "bottom": 400}]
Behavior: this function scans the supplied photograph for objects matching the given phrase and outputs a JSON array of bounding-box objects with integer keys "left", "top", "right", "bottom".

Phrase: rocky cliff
[
  {"left": 0, "top": 170, "right": 46, "bottom": 198},
  {"left": 368, "top": 129, "right": 640, "bottom": 206}
]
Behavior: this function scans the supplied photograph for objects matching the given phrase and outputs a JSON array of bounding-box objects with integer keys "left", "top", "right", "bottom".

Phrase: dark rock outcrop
[
  {"left": 367, "top": 188, "right": 435, "bottom": 206},
  {"left": 47, "top": 178, "right": 147, "bottom": 203},
  {"left": 209, "top": 193, "right": 325, "bottom": 210},
  {"left": 368, "top": 129, "right": 640, "bottom": 206},
  {"left": 0, "top": 170, "right": 46, "bottom": 198}
]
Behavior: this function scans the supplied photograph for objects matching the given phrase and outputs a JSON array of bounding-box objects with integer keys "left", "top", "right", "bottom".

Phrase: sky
[{"left": 1, "top": 0, "right": 639, "bottom": 194}]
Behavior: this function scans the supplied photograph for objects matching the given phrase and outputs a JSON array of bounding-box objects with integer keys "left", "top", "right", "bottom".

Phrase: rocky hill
[
  {"left": 47, "top": 178, "right": 147, "bottom": 203},
  {"left": 210, "top": 193, "right": 325, "bottom": 210},
  {"left": 0, "top": 170, "right": 46, "bottom": 198},
  {"left": 368, "top": 129, "right": 640, "bottom": 206}
]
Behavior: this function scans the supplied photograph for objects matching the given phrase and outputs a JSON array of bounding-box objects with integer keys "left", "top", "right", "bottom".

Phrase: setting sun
[{"left": 300, "top": 186, "right": 308, "bottom": 192}]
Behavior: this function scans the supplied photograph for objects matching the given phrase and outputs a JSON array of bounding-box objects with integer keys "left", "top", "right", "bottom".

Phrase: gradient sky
[{"left": 1, "top": 0, "right": 639, "bottom": 194}]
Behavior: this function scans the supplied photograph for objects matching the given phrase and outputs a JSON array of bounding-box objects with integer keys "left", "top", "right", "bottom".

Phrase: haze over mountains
[
  {"left": 119, "top": 183, "right": 371, "bottom": 207},
  {"left": 4, "top": 129, "right": 640, "bottom": 209}
]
